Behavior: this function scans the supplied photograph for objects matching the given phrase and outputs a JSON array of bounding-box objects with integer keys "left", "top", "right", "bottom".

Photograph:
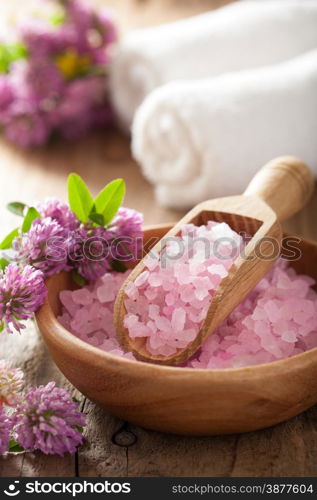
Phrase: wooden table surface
[{"left": 1, "top": 0, "right": 317, "bottom": 478}]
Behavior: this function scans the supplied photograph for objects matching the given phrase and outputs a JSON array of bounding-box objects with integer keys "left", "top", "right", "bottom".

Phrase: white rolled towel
[
  {"left": 132, "top": 49, "right": 317, "bottom": 209},
  {"left": 110, "top": 1, "right": 317, "bottom": 130}
]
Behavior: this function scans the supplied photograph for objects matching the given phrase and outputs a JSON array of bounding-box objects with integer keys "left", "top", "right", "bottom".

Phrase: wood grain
[{"left": 0, "top": 0, "right": 317, "bottom": 478}]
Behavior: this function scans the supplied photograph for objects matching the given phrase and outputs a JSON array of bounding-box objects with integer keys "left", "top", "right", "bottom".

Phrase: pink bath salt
[
  {"left": 58, "top": 311, "right": 72, "bottom": 330},
  {"left": 148, "top": 304, "right": 160, "bottom": 319},
  {"left": 135, "top": 270, "right": 150, "bottom": 287},
  {"left": 263, "top": 300, "right": 282, "bottom": 323},
  {"left": 108, "top": 348, "right": 123, "bottom": 356},
  {"left": 72, "top": 288, "right": 93, "bottom": 306},
  {"left": 171, "top": 308, "right": 186, "bottom": 333},
  {"left": 100, "top": 339, "right": 119, "bottom": 351},
  {"left": 298, "top": 323, "right": 316, "bottom": 337},
  {"left": 59, "top": 290, "right": 78, "bottom": 315},
  {"left": 189, "top": 260, "right": 205, "bottom": 275},
  {"left": 124, "top": 298, "right": 139, "bottom": 315},
  {"left": 58, "top": 270, "right": 131, "bottom": 359},
  {"left": 71, "top": 308, "right": 90, "bottom": 333},
  {"left": 164, "top": 305, "right": 179, "bottom": 318},
  {"left": 179, "top": 286, "right": 196, "bottom": 304},
  {"left": 281, "top": 330, "right": 297, "bottom": 343},
  {"left": 148, "top": 333, "right": 165, "bottom": 351},
  {"left": 122, "top": 222, "right": 242, "bottom": 356},
  {"left": 96, "top": 284, "right": 116, "bottom": 303},
  {"left": 291, "top": 299, "right": 315, "bottom": 324},
  {"left": 144, "top": 252, "right": 159, "bottom": 271},
  {"left": 278, "top": 303, "right": 294, "bottom": 321},
  {"left": 182, "top": 329, "right": 197, "bottom": 342},
  {"left": 88, "top": 334, "right": 102, "bottom": 347},
  {"left": 154, "top": 315, "right": 171, "bottom": 332},
  {"left": 124, "top": 281, "right": 139, "bottom": 300},
  {"left": 165, "top": 292, "right": 176, "bottom": 307},
  {"left": 194, "top": 287, "right": 210, "bottom": 301},
  {"left": 148, "top": 273, "right": 163, "bottom": 287},
  {"left": 174, "top": 263, "right": 192, "bottom": 285},
  {"left": 130, "top": 324, "right": 152, "bottom": 338},
  {"left": 207, "top": 264, "right": 228, "bottom": 279},
  {"left": 124, "top": 314, "right": 139, "bottom": 329},
  {"left": 302, "top": 331, "right": 317, "bottom": 350},
  {"left": 144, "top": 287, "right": 158, "bottom": 301},
  {"left": 294, "top": 280, "right": 311, "bottom": 297},
  {"left": 161, "top": 278, "right": 175, "bottom": 292}
]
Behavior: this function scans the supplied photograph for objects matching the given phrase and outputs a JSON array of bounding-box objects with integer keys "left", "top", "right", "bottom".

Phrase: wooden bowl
[{"left": 35, "top": 225, "right": 317, "bottom": 436}]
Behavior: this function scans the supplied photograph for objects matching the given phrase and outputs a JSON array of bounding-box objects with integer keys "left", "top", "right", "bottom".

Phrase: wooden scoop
[{"left": 114, "top": 157, "right": 314, "bottom": 365}]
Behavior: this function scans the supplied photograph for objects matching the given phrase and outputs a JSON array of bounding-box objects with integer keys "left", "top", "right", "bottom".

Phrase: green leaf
[
  {"left": 0, "top": 321, "right": 4, "bottom": 333},
  {"left": 0, "top": 258, "right": 9, "bottom": 271},
  {"left": 9, "top": 440, "right": 24, "bottom": 453},
  {"left": 68, "top": 173, "right": 94, "bottom": 223},
  {"left": 89, "top": 211, "right": 105, "bottom": 226},
  {"left": 109, "top": 259, "right": 127, "bottom": 273},
  {"left": 7, "top": 201, "right": 27, "bottom": 217},
  {"left": 75, "top": 426, "right": 84, "bottom": 433},
  {"left": 0, "top": 227, "right": 19, "bottom": 250},
  {"left": 22, "top": 207, "right": 41, "bottom": 233},
  {"left": 0, "top": 44, "right": 10, "bottom": 73},
  {"left": 71, "top": 270, "right": 87, "bottom": 287},
  {"left": 72, "top": 396, "right": 80, "bottom": 404},
  {"left": 94, "top": 179, "right": 125, "bottom": 225}
]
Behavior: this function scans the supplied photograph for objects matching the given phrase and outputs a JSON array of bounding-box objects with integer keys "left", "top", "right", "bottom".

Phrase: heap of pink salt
[
  {"left": 58, "top": 271, "right": 135, "bottom": 360},
  {"left": 123, "top": 222, "right": 244, "bottom": 356},
  {"left": 189, "top": 259, "right": 317, "bottom": 369}
]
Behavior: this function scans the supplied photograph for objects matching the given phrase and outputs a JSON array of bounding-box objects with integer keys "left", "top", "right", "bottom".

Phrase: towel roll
[
  {"left": 132, "top": 49, "right": 317, "bottom": 209},
  {"left": 110, "top": 1, "right": 317, "bottom": 130}
]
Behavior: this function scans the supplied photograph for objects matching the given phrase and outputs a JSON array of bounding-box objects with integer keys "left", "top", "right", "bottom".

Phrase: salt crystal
[
  {"left": 60, "top": 290, "right": 77, "bottom": 315},
  {"left": 182, "top": 329, "right": 197, "bottom": 342},
  {"left": 124, "top": 314, "right": 139, "bottom": 329},
  {"left": 263, "top": 300, "right": 281, "bottom": 322},
  {"left": 96, "top": 285, "right": 115, "bottom": 303},
  {"left": 144, "top": 252, "right": 159, "bottom": 271},
  {"left": 144, "top": 287, "right": 158, "bottom": 301},
  {"left": 207, "top": 264, "right": 228, "bottom": 279},
  {"left": 148, "top": 334, "right": 165, "bottom": 350},
  {"left": 281, "top": 330, "right": 297, "bottom": 343},
  {"left": 72, "top": 288, "right": 93, "bottom": 306},
  {"left": 155, "top": 316, "right": 171, "bottom": 332},
  {"left": 194, "top": 287, "right": 210, "bottom": 301},
  {"left": 165, "top": 292, "right": 176, "bottom": 306},
  {"left": 135, "top": 270, "right": 150, "bottom": 287},
  {"left": 149, "top": 304, "right": 160, "bottom": 319},
  {"left": 148, "top": 273, "right": 162, "bottom": 287},
  {"left": 125, "top": 281, "right": 139, "bottom": 300},
  {"left": 171, "top": 308, "right": 186, "bottom": 332}
]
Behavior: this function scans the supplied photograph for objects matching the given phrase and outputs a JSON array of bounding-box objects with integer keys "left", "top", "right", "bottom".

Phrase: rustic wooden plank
[
  {"left": 118, "top": 409, "right": 317, "bottom": 477},
  {"left": 231, "top": 408, "right": 317, "bottom": 477},
  {"left": 77, "top": 400, "right": 127, "bottom": 477},
  {"left": 0, "top": 456, "right": 24, "bottom": 478}
]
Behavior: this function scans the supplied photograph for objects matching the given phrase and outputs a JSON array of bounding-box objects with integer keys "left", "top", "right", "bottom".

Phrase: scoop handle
[{"left": 244, "top": 156, "right": 315, "bottom": 221}]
